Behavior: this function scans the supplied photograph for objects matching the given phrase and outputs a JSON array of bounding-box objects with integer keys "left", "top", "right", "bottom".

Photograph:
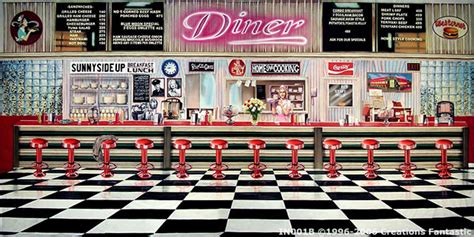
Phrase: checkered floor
[{"left": 0, "top": 167, "right": 473, "bottom": 236}]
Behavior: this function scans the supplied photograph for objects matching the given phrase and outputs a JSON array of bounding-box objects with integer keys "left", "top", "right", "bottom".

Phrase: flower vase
[{"left": 251, "top": 114, "right": 259, "bottom": 126}]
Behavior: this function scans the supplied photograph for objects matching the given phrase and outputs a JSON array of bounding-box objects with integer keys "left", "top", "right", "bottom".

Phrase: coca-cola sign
[
  {"left": 432, "top": 16, "right": 468, "bottom": 39},
  {"left": 181, "top": 9, "right": 307, "bottom": 46},
  {"left": 328, "top": 62, "right": 354, "bottom": 76}
]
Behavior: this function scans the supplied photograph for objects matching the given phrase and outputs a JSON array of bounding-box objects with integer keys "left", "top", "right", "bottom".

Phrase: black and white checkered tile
[{"left": 0, "top": 167, "right": 473, "bottom": 236}]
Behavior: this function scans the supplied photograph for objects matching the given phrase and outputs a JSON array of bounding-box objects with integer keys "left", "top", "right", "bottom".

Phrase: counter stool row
[
  {"left": 30, "top": 137, "right": 454, "bottom": 180},
  {"left": 323, "top": 138, "right": 455, "bottom": 179}
]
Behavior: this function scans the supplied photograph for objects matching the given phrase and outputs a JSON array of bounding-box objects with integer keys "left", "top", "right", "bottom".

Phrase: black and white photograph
[
  {"left": 167, "top": 78, "right": 182, "bottom": 97},
  {"left": 151, "top": 78, "right": 165, "bottom": 97}
]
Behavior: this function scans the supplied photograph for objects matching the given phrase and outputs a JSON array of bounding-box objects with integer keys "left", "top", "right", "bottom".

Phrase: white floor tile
[
  {"left": 231, "top": 200, "right": 285, "bottom": 209},
  {"left": 114, "top": 180, "right": 161, "bottom": 186},
  {"left": 277, "top": 180, "right": 318, "bottom": 187},
  {"left": 51, "top": 208, "right": 119, "bottom": 219},
  {"left": 353, "top": 180, "right": 397, "bottom": 187},
  {"left": 429, "top": 198, "right": 474, "bottom": 208},
  {"left": 18, "top": 173, "right": 64, "bottom": 179},
  {"left": 0, "top": 190, "right": 55, "bottom": 199},
  {"left": 310, "top": 174, "right": 350, "bottom": 181},
  {"left": 153, "top": 234, "right": 221, "bottom": 237},
  {"left": 395, "top": 208, "right": 460, "bottom": 219},
  {"left": 123, "top": 200, "right": 182, "bottom": 210},
  {"left": 184, "top": 192, "right": 234, "bottom": 201},
  {"left": 334, "top": 200, "right": 391, "bottom": 210},
  {"left": 195, "top": 180, "right": 238, "bottom": 187},
  {"left": 87, "top": 219, "right": 165, "bottom": 233},
  {"left": 321, "top": 186, "right": 368, "bottom": 193},
  {"left": 371, "top": 192, "right": 425, "bottom": 200},
  {"left": 401, "top": 185, "right": 450, "bottom": 192},
  {"left": 239, "top": 175, "right": 276, "bottom": 181},
  {"left": 235, "top": 186, "right": 280, "bottom": 192},
  {"left": 378, "top": 174, "right": 421, "bottom": 181},
  {"left": 88, "top": 191, "right": 143, "bottom": 200},
  {"left": 88, "top": 173, "right": 134, "bottom": 181},
  {"left": 454, "top": 190, "right": 474, "bottom": 197},
  {"left": 165, "top": 174, "right": 203, "bottom": 180},
  {"left": 426, "top": 179, "right": 474, "bottom": 186},
  {"left": 0, "top": 207, "right": 14, "bottom": 214},
  {"left": 60, "top": 185, "right": 112, "bottom": 192},
  {"left": 35, "top": 180, "right": 83, "bottom": 186},
  {"left": 168, "top": 209, "right": 230, "bottom": 219},
  {"left": 0, "top": 217, "right": 46, "bottom": 232},
  {"left": 351, "top": 219, "right": 424, "bottom": 232},
  {"left": 287, "top": 209, "right": 348, "bottom": 220},
  {"left": 148, "top": 185, "right": 194, "bottom": 192},
  {"left": 0, "top": 179, "right": 13, "bottom": 184},
  {"left": 0, "top": 184, "right": 30, "bottom": 191},
  {"left": 20, "top": 199, "right": 82, "bottom": 209},
  {"left": 451, "top": 173, "right": 474, "bottom": 180},
  {"left": 281, "top": 192, "right": 331, "bottom": 201},
  {"left": 226, "top": 219, "right": 291, "bottom": 232}
]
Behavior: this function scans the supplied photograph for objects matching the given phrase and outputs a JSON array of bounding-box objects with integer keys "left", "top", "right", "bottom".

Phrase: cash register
[{"left": 436, "top": 101, "right": 455, "bottom": 124}]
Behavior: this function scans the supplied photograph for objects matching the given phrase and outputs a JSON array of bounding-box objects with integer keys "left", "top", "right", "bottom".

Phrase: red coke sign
[{"left": 328, "top": 62, "right": 354, "bottom": 76}]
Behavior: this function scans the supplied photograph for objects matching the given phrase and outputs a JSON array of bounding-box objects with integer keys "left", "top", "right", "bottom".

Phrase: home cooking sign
[{"left": 251, "top": 62, "right": 301, "bottom": 75}]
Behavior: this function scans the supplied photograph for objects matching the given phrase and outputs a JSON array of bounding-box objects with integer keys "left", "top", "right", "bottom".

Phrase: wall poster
[
  {"left": 329, "top": 84, "right": 353, "bottom": 107},
  {"left": 367, "top": 73, "right": 413, "bottom": 92}
]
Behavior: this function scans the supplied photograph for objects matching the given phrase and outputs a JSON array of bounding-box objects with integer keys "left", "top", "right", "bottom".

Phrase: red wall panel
[{"left": 0, "top": 116, "right": 36, "bottom": 173}]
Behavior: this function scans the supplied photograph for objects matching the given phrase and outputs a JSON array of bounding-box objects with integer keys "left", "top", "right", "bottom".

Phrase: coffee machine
[
  {"left": 161, "top": 98, "right": 183, "bottom": 120},
  {"left": 436, "top": 101, "right": 454, "bottom": 124}
]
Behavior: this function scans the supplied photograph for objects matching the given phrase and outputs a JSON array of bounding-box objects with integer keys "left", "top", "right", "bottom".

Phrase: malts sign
[{"left": 181, "top": 9, "right": 308, "bottom": 46}]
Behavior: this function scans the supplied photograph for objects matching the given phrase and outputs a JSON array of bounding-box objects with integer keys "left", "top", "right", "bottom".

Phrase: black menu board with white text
[
  {"left": 377, "top": 4, "right": 425, "bottom": 53},
  {"left": 55, "top": 3, "right": 107, "bottom": 51},
  {"left": 133, "top": 74, "right": 150, "bottom": 102},
  {"left": 322, "top": 3, "right": 372, "bottom": 52},
  {"left": 112, "top": 2, "right": 164, "bottom": 51}
]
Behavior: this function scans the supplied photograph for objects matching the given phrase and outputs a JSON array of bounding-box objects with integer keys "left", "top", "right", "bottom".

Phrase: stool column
[
  {"left": 286, "top": 139, "right": 305, "bottom": 180},
  {"left": 210, "top": 139, "right": 229, "bottom": 180},
  {"left": 62, "top": 138, "right": 81, "bottom": 179},
  {"left": 398, "top": 139, "right": 417, "bottom": 179},
  {"left": 173, "top": 139, "right": 192, "bottom": 179},
  {"left": 31, "top": 138, "right": 49, "bottom": 178},
  {"left": 362, "top": 139, "right": 381, "bottom": 179},
  {"left": 248, "top": 139, "right": 267, "bottom": 179},
  {"left": 323, "top": 139, "right": 342, "bottom": 178},
  {"left": 100, "top": 140, "right": 117, "bottom": 178},
  {"left": 435, "top": 139, "right": 454, "bottom": 179}
]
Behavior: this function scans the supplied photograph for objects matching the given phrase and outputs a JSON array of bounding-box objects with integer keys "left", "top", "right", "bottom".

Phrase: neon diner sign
[{"left": 181, "top": 10, "right": 307, "bottom": 46}]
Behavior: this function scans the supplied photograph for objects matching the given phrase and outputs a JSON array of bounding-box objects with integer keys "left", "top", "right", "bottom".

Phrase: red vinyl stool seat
[
  {"left": 135, "top": 139, "right": 155, "bottom": 179},
  {"left": 435, "top": 139, "right": 454, "bottom": 178},
  {"left": 210, "top": 139, "right": 229, "bottom": 179},
  {"left": 323, "top": 139, "right": 342, "bottom": 178},
  {"left": 248, "top": 139, "right": 267, "bottom": 178},
  {"left": 173, "top": 139, "right": 192, "bottom": 178},
  {"left": 398, "top": 140, "right": 417, "bottom": 178},
  {"left": 286, "top": 139, "right": 305, "bottom": 179},
  {"left": 30, "top": 138, "right": 49, "bottom": 177},
  {"left": 361, "top": 139, "right": 381, "bottom": 179},
  {"left": 100, "top": 139, "right": 117, "bottom": 178},
  {"left": 62, "top": 138, "right": 81, "bottom": 178}
]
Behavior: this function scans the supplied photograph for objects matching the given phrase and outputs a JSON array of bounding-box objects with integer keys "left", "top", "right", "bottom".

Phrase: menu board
[
  {"left": 133, "top": 74, "right": 150, "bottom": 102},
  {"left": 322, "top": 3, "right": 372, "bottom": 52},
  {"left": 112, "top": 2, "right": 164, "bottom": 51},
  {"left": 329, "top": 84, "right": 353, "bottom": 107},
  {"left": 55, "top": 3, "right": 107, "bottom": 51},
  {"left": 377, "top": 4, "right": 425, "bottom": 53}
]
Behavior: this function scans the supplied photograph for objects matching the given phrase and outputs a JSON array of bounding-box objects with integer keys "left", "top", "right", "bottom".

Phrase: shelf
[
  {"left": 99, "top": 104, "right": 129, "bottom": 107},
  {"left": 72, "top": 89, "right": 98, "bottom": 93},
  {"left": 71, "top": 104, "right": 96, "bottom": 107}
]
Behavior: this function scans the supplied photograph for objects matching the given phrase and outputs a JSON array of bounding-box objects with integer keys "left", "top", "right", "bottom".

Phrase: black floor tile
[
  {"left": 223, "top": 233, "right": 293, "bottom": 237},
  {"left": 137, "top": 192, "right": 188, "bottom": 200},
  {"left": 201, "top": 175, "right": 239, "bottom": 180},
  {"left": 290, "top": 220, "right": 356, "bottom": 229},
  {"left": 158, "top": 180, "right": 198, "bottom": 186},
  {"left": 0, "top": 173, "right": 31, "bottom": 179},
  {"left": 237, "top": 180, "right": 278, "bottom": 186},
  {"left": 23, "top": 185, "right": 69, "bottom": 191},
  {"left": 3, "top": 179, "right": 46, "bottom": 185},
  {"left": 71, "top": 200, "right": 131, "bottom": 209},
  {"left": 344, "top": 175, "right": 385, "bottom": 180},
  {"left": 157, "top": 219, "right": 227, "bottom": 233},
  {"left": 327, "top": 192, "right": 377, "bottom": 200},
  {"left": 411, "top": 217, "right": 474, "bottom": 230},
  {"left": 25, "top": 219, "right": 102, "bottom": 233},
  {"left": 177, "top": 200, "right": 233, "bottom": 209},
  {"left": 191, "top": 186, "right": 236, "bottom": 192},
  {"left": 274, "top": 174, "right": 313, "bottom": 180},
  {"left": 109, "top": 209, "right": 174, "bottom": 219},
  {"left": 443, "top": 185, "right": 474, "bottom": 190},
  {"left": 106, "top": 186, "right": 153, "bottom": 192},
  {"left": 343, "top": 209, "right": 405, "bottom": 219},
  {"left": 415, "top": 174, "right": 455, "bottom": 180},
  {"left": 1, "top": 208, "right": 62, "bottom": 218},
  {"left": 363, "top": 186, "right": 408, "bottom": 192},
  {"left": 383, "top": 200, "right": 440, "bottom": 209},
  {"left": 284, "top": 200, "right": 338, "bottom": 209},
  {"left": 76, "top": 180, "right": 121, "bottom": 186},
  {"left": 127, "top": 174, "right": 171, "bottom": 180},
  {"left": 229, "top": 209, "right": 288, "bottom": 219},
  {"left": 0, "top": 199, "right": 34, "bottom": 207},
  {"left": 414, "top": 191, "right": 469, "bottom": 199},
  {"left": 391, "top": 180, "right": 434, "bottom": 186},
  {"left": 54, "top": 174, "right": 99, "bottom": 180},
  {"left": 447, "top": 207, "right": 474, "bottom": 217},
  {"left": 43, "top": 191, "right": 98, "bottom": 199},
  {"left": 234, "top": 192, "right": 283, "bottom": 200}
]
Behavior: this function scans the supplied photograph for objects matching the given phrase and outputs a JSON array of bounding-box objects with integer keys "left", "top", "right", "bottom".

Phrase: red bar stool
[
  {"left": 30, "top": 138, "right": 49, "bottom": 177},
  {"left": 210, "top": 139, "right": 229, "bottom": 179},
  {"left": 248, "top": 139, "right": 267, "bottom": 178},
  {"left": 398, "top": 139, "right": 417, "bottom": 178},
  {"left": 135, "top": 138, "right": 155, "bottom": 179},
  {"left": 286, "top": 139, "right": 305, "bottom": 179},
  {"left": 323, "top": 139, "right": 342, "bottom": 178},
  {"left": 173, "top": 139, "right": 192, "bottom": 178},
  {"left": 435, "top": 139, "right": 454, "bottom": 178},
  {"left": 100, "top": 140, "right": 117, "bottom": 178},
  {"left": 62, "top": 138, "right": 81, "bottom": 178},
  {"left": 361, "top": 139, "right": 380, "bottom": 179}
]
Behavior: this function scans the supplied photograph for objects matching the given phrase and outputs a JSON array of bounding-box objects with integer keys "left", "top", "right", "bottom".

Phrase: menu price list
[
  {"left": 377, "top": 4, "right": 425, "bottom": 52},
  {"left": 112, "top": 2, "right": 164, "bottom": 51},
  {"left": 55, "top": 3, "right": 107, "bottom": 51},
  {"left": 322, "top": 3, "right": 372, "bottom": 52}
]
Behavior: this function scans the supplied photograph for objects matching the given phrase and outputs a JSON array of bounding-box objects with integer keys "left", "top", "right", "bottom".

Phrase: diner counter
[{"left": 15, "top": 120, "right": 469, "bottom": 169}]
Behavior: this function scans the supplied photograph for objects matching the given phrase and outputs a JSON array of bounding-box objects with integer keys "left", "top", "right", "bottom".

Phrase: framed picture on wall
[
  {"left": 167, "top": 78, "right": 182, "bottom": 97},
  {"left": 150, "top": 78, "right": 165, "bottom": 97},
  {"left": 367, "top": 73, "right": 412, "bottom": 92},
  {"left": 329, "top": 84, "right": 353, "bottom": 107}
]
